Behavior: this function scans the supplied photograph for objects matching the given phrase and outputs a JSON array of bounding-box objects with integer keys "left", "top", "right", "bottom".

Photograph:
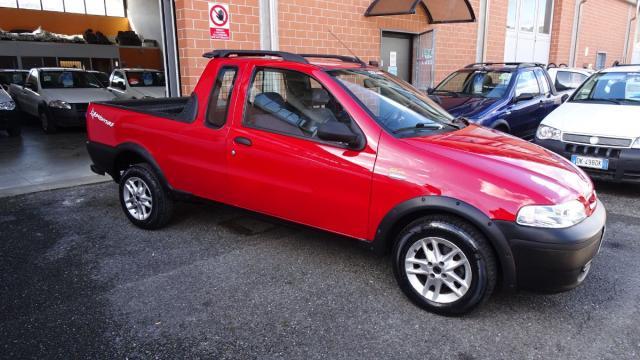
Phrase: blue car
[{"left": 429, "top": 63, "right": 567, "bottom": 139}]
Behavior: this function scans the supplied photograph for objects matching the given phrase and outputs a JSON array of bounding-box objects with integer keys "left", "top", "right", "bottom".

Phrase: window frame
[
  {"left": 241, "top": 66, "right": 365, "bottom": 150},
  {"left": 1, "top": 0, "right": 126, "bottom": 17},
  {"left": 205, "top": 65, "right": 238, "bottom": 129}
]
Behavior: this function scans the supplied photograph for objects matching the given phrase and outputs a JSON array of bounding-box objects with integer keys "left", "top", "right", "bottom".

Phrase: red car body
[{"left": 86, "top": 52, "right": 605, "bottom": 297}]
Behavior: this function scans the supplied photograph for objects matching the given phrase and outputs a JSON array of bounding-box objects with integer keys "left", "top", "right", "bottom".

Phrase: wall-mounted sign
[{"left": 209, "top": 2, "right": 230, "bottom": 40}]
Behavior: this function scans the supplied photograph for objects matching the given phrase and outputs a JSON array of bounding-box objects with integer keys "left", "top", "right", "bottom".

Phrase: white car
[
  {"left": 9, "top": 68, "right": 115, "bottom": 133},
  {"left": 547, "top": 65, "right": 594, "bottom": 96},
  {"left": 107, "top": 68, "right": 166, "bottom": 99},
  {"left": 535, "top": 64, "right": 640, "bottom": 181}
]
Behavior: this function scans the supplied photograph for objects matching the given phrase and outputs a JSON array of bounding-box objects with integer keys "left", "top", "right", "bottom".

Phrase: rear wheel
[
  {"left": 119, "top": 163, "right": 173, "bottom": 229},
  {"left": 39, "top": 109, "right": 57, "bottom": 134},
  {"left": 392, "top": 215, "right": 497, "bottom": 316}
]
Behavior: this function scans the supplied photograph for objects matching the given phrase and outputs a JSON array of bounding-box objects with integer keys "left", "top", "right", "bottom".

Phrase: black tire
[
  {"left": 39, "top": 109, "right": 57, "bottom": 134},
  {"left": 493, "top": 124, "right": 509, "bottom": 134},
  {"left": 392, "top": 215, "right": 497, "bottom": 316},
  {"left": 7, "top": 127, "right": 21, "bottom": 137},
  {"left": 119, "top": 163, "right": 173, "bottom": 230}
]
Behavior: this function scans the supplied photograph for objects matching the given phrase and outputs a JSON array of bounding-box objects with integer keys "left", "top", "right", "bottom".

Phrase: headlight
[
  {"left": 536, "top": 125, "right": 562, "bottom": 140},
  {"left": 517, "top": 200, "right": 587, "bottom": 228},
  {"left": 48, "top": 100, "right": 71, "bottom": 109},
  {"left": 0, "top": 100, "right": 15, "bottom": 111},
  {"left": 632, "top": 138, "right": 640, "bottom": 149}
]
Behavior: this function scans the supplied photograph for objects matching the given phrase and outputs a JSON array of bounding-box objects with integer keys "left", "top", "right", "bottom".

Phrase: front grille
[
  {"left": 73, "top": 103, "right": 89, "bottom": 112},
  {"left": 562, "top": 133, "right": 632, "bottom": 148},
  {"left": 565, "top": 143, "right": 622, "bottom": 159}
]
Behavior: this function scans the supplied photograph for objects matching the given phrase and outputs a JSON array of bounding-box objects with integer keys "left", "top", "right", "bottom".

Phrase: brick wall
[
  {"left": 174, "top": 0, "right": 481, "bottom": 93},
  {"left": 549, "top": 0, "right": 576, "bottom": 65},
  {"left": 574, "top": 0, "right": 634, "bottom": 68},
  {"left": 484, "top": 0, "right": 509, "bottom": 61}
]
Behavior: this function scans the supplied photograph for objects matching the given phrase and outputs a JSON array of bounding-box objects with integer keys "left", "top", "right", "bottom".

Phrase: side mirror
[
  {"left": 316, "top": 122, "right": 360, "bottom": 147},
  {"left": 514, "top": 93, "right": 535, "bottom": 102},
  {"left": 426, "top": 87, "right": 435, "bottom": 95},
  {"left": 561, "top": 94, "right": 569, "bottom": 102}
]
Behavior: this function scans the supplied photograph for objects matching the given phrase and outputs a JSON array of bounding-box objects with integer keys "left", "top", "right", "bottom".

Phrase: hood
[
  {"left": 401, "top": 125, "right": 593, "bottom": 205},
  {"left": 129, "top": 87, "right": 166, "bottom": 99},
  {"left": 40, "top": 88, "right": 116, "bottom": 104},
  {"left": 542, "top": 102, "right": 640, "bottom": 139},
  {"left": 0, "top": 88, "right": 11, "bottom": 103},
  {"left": 429, "top": 95, "right": 500, "bottom": 119}
]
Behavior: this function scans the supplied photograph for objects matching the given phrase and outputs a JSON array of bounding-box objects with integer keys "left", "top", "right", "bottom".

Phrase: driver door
[
  {"left": 506, "top": 70, "right": 543, "bottom": 138},
  {"left": 226, "top": 66, "right": 377, "bottom": 239}
]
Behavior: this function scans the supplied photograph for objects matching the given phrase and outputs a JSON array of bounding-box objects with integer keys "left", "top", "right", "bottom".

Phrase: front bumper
[
  {"left": 49, "top": 103, "right": 88, "bottom": 127},
  {"left": 496, "top": 199, "right": 606, "bottom": 293},
  {"left": 536, "top": 138, "right": 640, "bottom": 182},
  {"left": 0, "top": 108, "right": 20, "bottom": 130}
]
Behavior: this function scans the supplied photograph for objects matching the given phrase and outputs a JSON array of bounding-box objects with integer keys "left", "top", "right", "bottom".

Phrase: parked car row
[{"left": 0, "top": 67, "right": 166, "bottom": 135}]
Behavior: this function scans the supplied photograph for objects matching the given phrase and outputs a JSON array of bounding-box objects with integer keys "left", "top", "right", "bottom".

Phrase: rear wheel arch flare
[
  {"left": 113, "top": 143, "right": 169, "bottom": 189},
  {"left": 372, "top": 196, "right": 517, "bottom": 291}
]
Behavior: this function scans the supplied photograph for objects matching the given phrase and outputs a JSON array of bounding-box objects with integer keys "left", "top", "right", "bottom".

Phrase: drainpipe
[
  {"left": 623, "top": 3, "right": 637, "bottom": 63},
  {"left": 569, "top": 0, "right": 588, "bottom": 67},
  {"left": 475, "top": 0, "right": 490, "bottom": 62},
  {"left": 634, "top": 0, "right": 640, "bottom": 62}
]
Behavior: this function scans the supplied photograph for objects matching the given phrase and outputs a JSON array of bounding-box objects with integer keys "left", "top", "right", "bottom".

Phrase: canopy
[{"left": 364, "top": 0, "right": 476, "bottom": 24}]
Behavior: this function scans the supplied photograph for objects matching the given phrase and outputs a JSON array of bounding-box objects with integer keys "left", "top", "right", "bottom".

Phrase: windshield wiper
[
  {"left": 392, "top": 123, "right": 444, "bottom": 134},
  {"left": 573, "top": 98, "right": 622, "bottom": 105},
  {"left": 450, "top": 116, "right": 470, "bottom": 128},
  {"left": 432, "top": 90, "right": 460, "bottom": 97}
]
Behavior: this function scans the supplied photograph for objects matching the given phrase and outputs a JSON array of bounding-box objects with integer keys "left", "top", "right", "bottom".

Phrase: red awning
[{"left": 364, "top": 0, "right": 476, "bottom": 24}]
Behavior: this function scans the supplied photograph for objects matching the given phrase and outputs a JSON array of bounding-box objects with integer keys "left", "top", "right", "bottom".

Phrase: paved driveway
[{"left": 1, "top": 182, "right": 639, "bottom": 359}]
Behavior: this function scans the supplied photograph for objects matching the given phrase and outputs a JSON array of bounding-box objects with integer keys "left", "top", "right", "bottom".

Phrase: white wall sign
[
  {"left": 389, "top": 51, "right": 397, "bottom": 67},
  {"left": 209, "top": 3, "right": 231, "bottom": 40}
]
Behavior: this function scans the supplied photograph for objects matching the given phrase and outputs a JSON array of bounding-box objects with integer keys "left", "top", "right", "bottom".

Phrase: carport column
[
  {"left": 260, "top": 0, "right": 279, "bottom": 51},
  {"left": 159, "top": 0, "right": 182, "bottom": 97}
]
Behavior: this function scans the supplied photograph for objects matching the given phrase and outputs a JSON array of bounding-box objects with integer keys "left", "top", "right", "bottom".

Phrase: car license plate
[{"left": 571, "top": 155, "right": 609, "bottom": 170}]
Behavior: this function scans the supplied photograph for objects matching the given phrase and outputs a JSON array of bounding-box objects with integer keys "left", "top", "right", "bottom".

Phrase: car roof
[
  {"left": 600, "top": 65, "right": 640, "bottom": 73},
  {"left": 0, "top": 69, "right": 29, "bottom": 72},
  {"left": 119, "top": 68, "right": 162, "bottom": 72},
  {"left": 37, "top": 67, "right": 87, "bottom": 72}
]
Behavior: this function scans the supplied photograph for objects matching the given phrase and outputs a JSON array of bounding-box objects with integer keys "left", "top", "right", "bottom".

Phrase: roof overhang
[{"left": 364, "top": 0, "right": 476, "bottom": 24}]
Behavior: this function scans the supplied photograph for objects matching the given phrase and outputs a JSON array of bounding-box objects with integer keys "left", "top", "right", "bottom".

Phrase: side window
[
  {"left": 244, "top": 68, "right": 351, "bottom": 141},
  {"left": 556, "top": 71, "right": 587, "bottom": 90},
  {"left": 515, "top": 70, "right": 540, "bottom": 97},
  {"left": 534, "top": 68, "right": 550, "bottom": 94},
  {"left": 206, "top": 67, "right": 238, "bottom": 128}
]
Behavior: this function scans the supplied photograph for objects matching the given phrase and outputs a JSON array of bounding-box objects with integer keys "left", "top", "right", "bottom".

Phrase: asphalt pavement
[{"left": 1, "top": 181, "right": 639, "bottom": 359}]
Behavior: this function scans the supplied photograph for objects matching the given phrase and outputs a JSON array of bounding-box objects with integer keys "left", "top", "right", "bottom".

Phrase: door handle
[{"left": 234, "top": 136, "right": 252, "bottom": 146}]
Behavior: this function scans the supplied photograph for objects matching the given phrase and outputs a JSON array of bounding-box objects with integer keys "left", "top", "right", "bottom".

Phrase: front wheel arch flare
[{"left": 372, "top": 196, "right": 517, "bottom": 291}]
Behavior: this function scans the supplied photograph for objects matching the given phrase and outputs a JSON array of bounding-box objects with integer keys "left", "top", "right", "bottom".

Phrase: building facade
[{"left": 173, "top": 0, "right": 639, "bottom": 94}]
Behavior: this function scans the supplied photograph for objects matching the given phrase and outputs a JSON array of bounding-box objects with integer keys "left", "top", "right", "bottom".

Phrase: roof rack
[
  {"left": 465, "top": 62, "right": 545, "bottom": 69},
  {"left": 612, "top": 61, "right": 640, "bottom": 67},
  {"left": 203, "top": 50, "right": 309, "bottom": 64},
  {"left": 298, "top": 54, "right": 366, "bottom": 66}
]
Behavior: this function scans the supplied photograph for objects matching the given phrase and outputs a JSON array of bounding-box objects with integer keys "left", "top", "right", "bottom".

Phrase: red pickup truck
[{"left": 87, "top": 50, "right": 606, "bottom": 315}]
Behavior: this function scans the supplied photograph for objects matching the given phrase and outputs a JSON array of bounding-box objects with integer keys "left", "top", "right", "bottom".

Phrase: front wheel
[
  {"left": 119, "top": 163, "right": 173, "bottom": 229},
  {"left": 39, "top": 110, "right": 57, "bottom": 134},
  {"left": 392, "top": 215, "right": 497, "bottom": 316}
]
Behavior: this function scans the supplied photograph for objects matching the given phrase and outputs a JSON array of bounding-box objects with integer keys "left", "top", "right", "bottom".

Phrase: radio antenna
[{"left": 328, "top": 29, "right": 366, "bottom": 67}]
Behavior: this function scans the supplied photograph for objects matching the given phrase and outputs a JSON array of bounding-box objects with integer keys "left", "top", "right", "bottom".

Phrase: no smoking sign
[{"left": 209, "top": 3, "right": 230, "bottom": 40}]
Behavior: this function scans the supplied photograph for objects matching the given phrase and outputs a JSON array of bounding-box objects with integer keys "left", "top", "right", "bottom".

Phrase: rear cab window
[{"left": 206, "top": 66, "right": 238, "bottom": 128}]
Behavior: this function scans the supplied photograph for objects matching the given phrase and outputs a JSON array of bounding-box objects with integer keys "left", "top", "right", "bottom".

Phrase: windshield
[
  {"left": 40, "top": 71, "right": 103, "bottom": 89},
  {"left": 125, "top": 71, "right": 165, "bottom": 87},
  {"left": 0, "top": 71, "right": 28, "bottom": 86},
  {"left": 91, "top": 72, "right": 109, "bottom": 87},
  {"left": 434, "top": 70, "right": 513, "bottom": 98},
  {"left": 327, "top": 69, "right": 457, "bottom": 136},
  {"left": 570, "top": 71, "right": 640, "bottom": 105}
]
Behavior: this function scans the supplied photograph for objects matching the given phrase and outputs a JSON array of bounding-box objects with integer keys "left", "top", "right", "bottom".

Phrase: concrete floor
[
  {"left": 0, "top": 122, "right": 106, "bottom": 197},
  {"left": 1, "top": 181, "right": 639, "bottom": 359}
]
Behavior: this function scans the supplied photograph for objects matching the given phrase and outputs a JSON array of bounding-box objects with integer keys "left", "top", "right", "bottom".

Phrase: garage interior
[{"left": 0, "top": 0, "right": 177, "bottom": 197}]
